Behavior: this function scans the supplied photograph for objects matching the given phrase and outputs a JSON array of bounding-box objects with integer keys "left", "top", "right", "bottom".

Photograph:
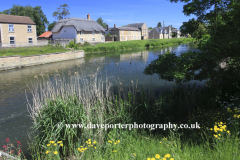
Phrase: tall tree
[
  {"left": 96, "top": 17, "right": 108, "bottom": 28},
  {"left": 53, "top": 4, "right": 70, "bottom": 20},
  {"left": 0, "top": 5, "right": 48, "bottom": 36},
  {"left": 157, "top": 22, "right": 162, "bottom": 27},
  {"left": 148, "top": 27, "right": 153, "bottom": 29},
  {"left": 48, "top": 21, "right": 56, "bottom": 31}
]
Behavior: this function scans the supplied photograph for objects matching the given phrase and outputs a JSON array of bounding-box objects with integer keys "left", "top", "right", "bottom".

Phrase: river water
[{"left": 0, "top": 43, "right": 201, "bottom": 157}]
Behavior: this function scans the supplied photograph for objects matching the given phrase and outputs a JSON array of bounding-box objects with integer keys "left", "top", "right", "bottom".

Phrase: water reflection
[{"left": 0, "top": 43, "right": 200, "bottom": 158}]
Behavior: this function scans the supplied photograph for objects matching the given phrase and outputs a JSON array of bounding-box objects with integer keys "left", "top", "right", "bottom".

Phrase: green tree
[
  {"left": 145, "top": 0, "right": 240, "bottom": 101},
  {"left": 48, "top": 21, "right": 56, "bottom": 31},
  {"left": 157, "top": 22, "right": 162, "bottom": 27},
  {"left": 0, "top": 5, "right": 48, "bottom": 36},
  {"left": 148, "top": 27, "right": 153, "bottom": 29},
  {"left": 96, "top": 17, "right": 108, "bottom": 28},
  {"left": 53, "top": 4, "right": 70, "bottom": 20}
]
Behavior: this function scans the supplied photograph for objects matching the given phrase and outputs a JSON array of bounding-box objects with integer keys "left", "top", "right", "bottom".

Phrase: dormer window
[
  {"left": 80, "top": 31, "right": 83, "bottom": 35},
  {"left": 9, "top": 24, "right": 14, "bottom": 32}
]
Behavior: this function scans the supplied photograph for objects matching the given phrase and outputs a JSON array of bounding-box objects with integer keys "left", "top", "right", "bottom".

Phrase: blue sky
[{"left": 0, "top": 0, "right": 196, "bottom": 30}]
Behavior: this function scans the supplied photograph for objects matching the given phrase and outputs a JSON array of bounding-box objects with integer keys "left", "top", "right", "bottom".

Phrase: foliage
[
  {"left": 148, "top": 27, "right": 153, "bottom": 29},
  {"left": 0, "top": 4, "right": 48, "bottom": 36},
  {"left": 180, "top": 18, "right": 208, "bottom": 39},
  {"left": 53, "top": 4, "right": 70, "bottom": 20},
  {"left": 172, "top": 32, "right": 177, "bottom": 37},
  {"left": 48, "top": 21, "right": 56, "bottom": 31},
  {"left": 157, "top": 22, "right": 162, "bottom": 27},
  {"left": 96, "top": 17, "right": 107, "bottom": 28}
]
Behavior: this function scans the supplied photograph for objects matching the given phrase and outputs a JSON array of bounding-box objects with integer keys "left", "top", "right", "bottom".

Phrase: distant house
[
  {"left": 38, "top": 31, "right": 52, "bottom": 40},
  {"left": 51, "top": 14, "right": 105, "bottom": 43},
  {"left": 108, "top": 24, "right": 141, "bottom": 41},
  {"left": 172, "top": 27, "right": 181, "bottom": 38},
  {"left": 125, "top": 23, "right": 148, "bottom": 39},
  {"left": 149, "top": 26, "right": 172, "bottom": 39},
  {"left": 0, "top": 14, "right": 37, "bottom": 47}
]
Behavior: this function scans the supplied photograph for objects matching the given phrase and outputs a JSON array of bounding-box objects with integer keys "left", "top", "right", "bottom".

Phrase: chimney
[
  {"left": 107, "top": 25, "right": 109, "bottom": 31},
  {"left": 114, "top": 24, "right": 116, "bottom": 28},
  {"left": 87, "top": 13, "right": 90, "bottom": 19}
]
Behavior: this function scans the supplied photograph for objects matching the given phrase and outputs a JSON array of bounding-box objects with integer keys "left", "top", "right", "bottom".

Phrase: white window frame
[
  {"left": 122, "top": 30, "right": 124, "bottom": 34},
  {"left": 129, "top": 30, "right": 130, "bottom": 34},
  {"left": 129, "top": 36, "right": 131, "bottom": 40},
  {"left": 122, "top": 36, "right": 124, "bottom": 40},
  {"left": 27, "top": 25, "right": 32, "bottom": 32},
  {"left": 92, "top": 31, "right": 95, "bottom": 35},
  {"left": 80, "top": 38, "right": 83, "bottom": 43},
  {"left": 9, "top": 36, "right": 15, "bottom": 45},
  {"left": 80, "top": 31, "right": 83, "bottom": 35},
  {"left": 101, "top": 37, "right": 104, "bottom": 42},
  {"left": 92, "top": 37, "right": 95, "bottom": 42},
  {"left": 28, "top": 37, "right": 33, "bottom": 44},
  {"left": 134, "top": 35, "right": 136, "bottom": 39},
  {"left": 134, "top": 31, "right": 136, "bottom": 34},
  {"left": 9, "top": 24, "right": 14, "bottom": 32}
]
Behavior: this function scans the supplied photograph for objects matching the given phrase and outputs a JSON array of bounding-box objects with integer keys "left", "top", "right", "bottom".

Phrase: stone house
[
  {"left": 0, "top": 14, "right": 37, "bottom": 47},
  {"left": 149, "top": 26, "right": 172, "bottom": 39},
  {"left": 51, "top": 14, "right": 105, "bottom": 44},
  {"left": 125, "top": 23, "right": 149, "bottom": 39},
  {"left": 108, "top": 24, "right": 141, "bottom": 41}
]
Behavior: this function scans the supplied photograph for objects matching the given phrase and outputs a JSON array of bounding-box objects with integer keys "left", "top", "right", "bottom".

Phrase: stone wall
[{"left": 0, "top": 50, "right": 85, "bottom": 71}]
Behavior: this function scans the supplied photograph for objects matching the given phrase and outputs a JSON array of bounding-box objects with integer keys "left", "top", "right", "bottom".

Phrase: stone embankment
[{"left": 0, "top": 50, "right": 85, "bottom": 71}]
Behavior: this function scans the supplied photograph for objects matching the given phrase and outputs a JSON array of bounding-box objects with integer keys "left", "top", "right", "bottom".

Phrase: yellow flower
[
  {"left": 170, "top": 158, "right": 174, "bottom": 160},
  {"left": 160, "top": 142, "right": 162, "bottom": 143},
  {"left": 47, "top": 144, "right": 51, "bottom": 147},
  {"left": 57, "top": 141, "right": 62, "bottom": 143},
  {"left": 155, "top": 154, "right": 160, "bottom": 159},
  {"left": 234, "top": 114, "right": 237, "bottom": 118},
  {"left": 60, "top": 144, "right": 63, "bottom": 146},
  {"left": 93, "top": 140, "right": 97, "bottom": 144},
  {"left": 118, "top": 140, "right": 120, "bottom": 143},
  {"left": 134, "top": 153, "right": 136, "bottom": 156},
  {"left": 210, "top": 128, "right": 213, "bottom": 130},
  {"left": 54, "top": 143, "right": 57, "bottom": 146},
  {"left": 165, "top": 154, "right": 170, "bottom": 158},
  {"left": 227, "top": 130, "right": 230, "bottom": 134},
  {"left": 147, "top": 158, "right": 151, "bottom": 160},
  {"left": 108, "top": 140, "right": 112, "bottom": 143},
  {"left": 46, "top": 151, "right": 50, "bottom": 154},
  {"left": 94, "top": 147, "right": 96, "bottom": 149},
  {"left": 151, "top": 158, "right": 156, "bottom": 160},
  {"left": 115, "top": 142, "right": 117, "bottom": 145},
  {"left": 214, "top": 134, "right": 218, "bottom": 138},
  {"left": 54, "top": 151, "right": 58, "bottom": 155},
  {"left": 163, "top": 158, "right": 166, "bottom": 160},
  {"left": 50, "top": 141, "right": 55, "bottom": 144}
]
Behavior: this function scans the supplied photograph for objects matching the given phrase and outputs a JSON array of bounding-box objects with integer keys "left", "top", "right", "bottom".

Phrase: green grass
[
  {"left": 78, "top": 38, "right": 195, "bottom": 53},
  {"left": 0, "top": 45, "right": 69, "bottom": 57},
  {"left": 22, "top": 68, "right": 240, "bottom": 160}
]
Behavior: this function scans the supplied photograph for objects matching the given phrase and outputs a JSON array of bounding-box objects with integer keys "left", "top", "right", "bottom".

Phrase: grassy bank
[
  {"left": 12, "top": 68, "right": 238, "bottom": 160},
  {"left": 0, "top": 45, "right": 69, "bottom": 57},
  {"left": 80, "top": 38, "right": 195, "bottom": 53}
]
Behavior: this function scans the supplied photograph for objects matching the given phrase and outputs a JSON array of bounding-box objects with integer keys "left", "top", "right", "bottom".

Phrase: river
[{"left": 0, "top": 43, "right": 201, "bottom": 158}]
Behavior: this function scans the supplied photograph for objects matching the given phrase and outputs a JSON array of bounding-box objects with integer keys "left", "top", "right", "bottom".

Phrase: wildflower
[
  {"left": 227, "top": 130, "right": 230, "bottom": 134},
  {"left": 134, "top": 153, "right": 136, "bottom": 156},
  {"left": 47, "top": 144, "right": 51, "bottom": 147},
  {"left": 108, "top": 140, "right": 112, "bottom": 143},
  {"left": 17, "top": 141, "right": 21, "bottom": 144},
  {"left": 165, "top": 154, "right": 170, "bottom": 158},
  {"left": 60, "top": 144, "right": 63, "bottom": 146},
  {"left": 94, "top": 147, "right": 96, "bottom": 149},
  {"left": 163, "top": 158, "right": 166, "bottom": 160},
  {"left": 155, "top": 154, "right": 160, "bottom": 159},
  {"left": 170, "top": 158, "right": 174, "bottom": 160},
  {"left": 118, "top": 140, "right": 120, "bottom": 143},
  {"left": 54, "top": 151, "right": 58, "bottom": 154},
  {"left": 147, "top": 158, "right": 151, "bottom": 160},
  {"left": 151, "top": 158, "right": 156, "bottom": 160},
  {"left": 3, "top": 145, "right": 7, "bottom": 149},
  {"left": 54, "top": 143, "right": 57, "bottom": 146},
  {"left": 5, "top": 138, "right": 9, "bottom": 143},
  {"left": 50, "top": 141, "right": 55, "bottom": 144},
  {"left": 115, "top": 142, "right": 117, "bottom": 145},
  {"left": 57, "top": 141, "right": 62, "bottom": 143},
  {"left": 46, "top": 151, "right": 50, "bottom": 154}
]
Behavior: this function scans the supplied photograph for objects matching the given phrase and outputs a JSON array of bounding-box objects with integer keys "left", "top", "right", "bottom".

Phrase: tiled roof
[
  {"left": 38, "top": 31, "right": 52, "bottom": 38},
  {"left": 0, "top": 14, "right": 35, "bottom": 24},
  {"left": 154, "top": 27, "right": 168, "bottom": 34},
  {"left": 51, "top": 17, "right": 105, "bottom": 32},
  {"left": 126, "top": 23, "right": 145, "bottom": 28}
]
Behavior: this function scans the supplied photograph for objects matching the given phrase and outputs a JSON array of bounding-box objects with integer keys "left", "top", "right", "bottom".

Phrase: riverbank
[
  {"left": 0, "top": 50, "right": 84, "bottom": 71},
  {"left": 71, "top": 38, "right": 195, "bottom": 53}
]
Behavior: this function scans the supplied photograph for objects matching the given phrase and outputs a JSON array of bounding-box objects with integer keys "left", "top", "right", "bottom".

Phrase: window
[
  {"left": 122, "top": 30, "right": 123, "bottom": 34},
  {"left": 80, "top": 38, "right": 83, "bottom": 43},
  {"left": 27, "top": 25, "right": 32, "bottom": 32},
  {"left": 80, "top": 31, "right": 83, "bottom": 35},
  {"left": 134, "top": 31, "right": 136, "bottom": 34},
  {"left": 138, "top": 36, "right": 140, "bottom": 39},
  {"left": 92, "top": 38, "right": 95, "bottom": 42},
  {"left": 92, "top": 31, "right": 95, "bottom": 35},
  {"left": 9, "top": 36, "right": 15, "bottom": 45},
  {"left": 129, "top": 36, "right": 131, "bottom": 40},
  {"left": 9, "top": 24, "right": 14, "bottom": 32},
  {"left": 28, "top": 38, "right": 33, "bottom": 44},
  {"left": 122, "top": 36, "right": 124, "bottom": 40},
  {"left": 129, "top": 30, "right": 130, "bottom": 34},
  {"left": 101, "top": 37, "right": 104, "bottom": 42}
]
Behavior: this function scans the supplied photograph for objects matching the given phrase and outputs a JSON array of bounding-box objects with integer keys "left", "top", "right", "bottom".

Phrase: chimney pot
[
  {"left": 107, "top": 25, "right": 109, "bottom": 31},
  {"left": 114, "top": 24, "right": 116, "bottom": 28},
  {"left": 87, "top": 13, "right": 90, "bottom": 19}
]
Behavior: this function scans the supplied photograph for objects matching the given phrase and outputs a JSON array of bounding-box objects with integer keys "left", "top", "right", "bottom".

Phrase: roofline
[{"left": 0, "top": 22, "right": 36, "bottom": 25}]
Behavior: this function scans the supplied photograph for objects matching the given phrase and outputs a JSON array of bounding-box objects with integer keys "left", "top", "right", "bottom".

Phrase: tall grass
[{"left": 25, "top": 67, "right": 240, "bottom": 159}]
